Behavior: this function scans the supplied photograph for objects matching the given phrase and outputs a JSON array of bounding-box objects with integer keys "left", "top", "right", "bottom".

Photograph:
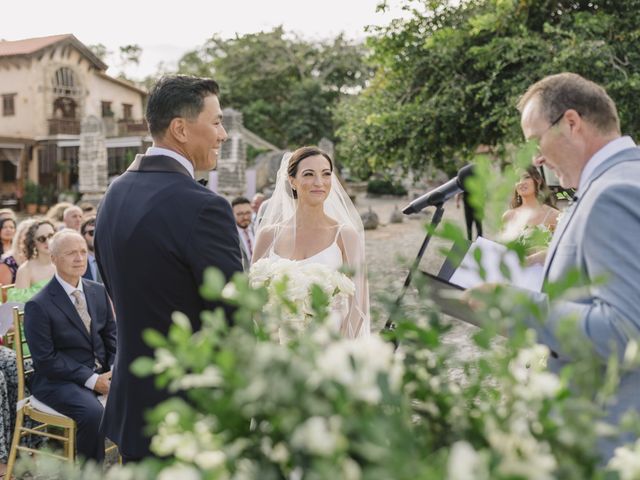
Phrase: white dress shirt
[
  {"left": 577, "top": 136, "right": 636, "bottom": 197},
  {"left": 55, "top": 273, "right": 99, "bottom": 391},
  {"left": 146, "top": 146, "right": 195, "bottom": 179}
]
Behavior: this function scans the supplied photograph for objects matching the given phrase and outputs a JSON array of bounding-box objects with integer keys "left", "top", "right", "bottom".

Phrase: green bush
[
  {"left": 366, "top": 178, "right": 407, "bottom": 196},
  {"left": 23, "top": 180, "right": 39, "bottom": 205}
]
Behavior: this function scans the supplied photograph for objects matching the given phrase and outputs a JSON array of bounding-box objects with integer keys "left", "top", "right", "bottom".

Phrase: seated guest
[
  {"left": 78, "top": 202, "right": 97, "bottom": 218},
  {"left": 81, "top": 217, "right": 101, "bottom": 283},
  {"left": 45, "top": 202, "right": 74, "bottom": 231},
  {"left": 24, "top": 229, "right": 116, "bottom": 462},
  {"left": 9, "top": 220, "right": 56, "bottom": 302},
  {"left": 63, "top": 206, "right": 83, "bottom": 232}
]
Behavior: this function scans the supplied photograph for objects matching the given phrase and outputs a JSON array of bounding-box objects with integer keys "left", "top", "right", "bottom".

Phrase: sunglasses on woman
[{"left": 36, "top": 233, "right": 54, "bottom": 243}]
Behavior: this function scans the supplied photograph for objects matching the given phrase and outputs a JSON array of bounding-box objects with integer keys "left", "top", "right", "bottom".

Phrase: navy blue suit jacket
[
  {"left": 24, "top": 277, "right": 117, "bottom": 398},
  {"left": 94, "top": 154, "right": 242, "bottom": 458}
]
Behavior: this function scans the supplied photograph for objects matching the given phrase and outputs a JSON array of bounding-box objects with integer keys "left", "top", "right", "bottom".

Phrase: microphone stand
[{"left": 384, "top": 202, "right": 445, "bottom": 332}]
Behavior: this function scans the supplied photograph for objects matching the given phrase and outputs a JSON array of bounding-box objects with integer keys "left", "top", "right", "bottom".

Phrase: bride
[{"left": 251, "top": 146, "right": 370, "bottom": 339}]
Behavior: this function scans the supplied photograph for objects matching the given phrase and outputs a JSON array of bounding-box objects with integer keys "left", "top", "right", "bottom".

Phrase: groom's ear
[{"left": 168, "top": 117, "right": 188, "bottom": 143}]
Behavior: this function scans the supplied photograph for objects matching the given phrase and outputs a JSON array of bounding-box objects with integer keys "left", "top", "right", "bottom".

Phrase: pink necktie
[{"left": 243, "top": 229, "right": 253, "bottom": 257}]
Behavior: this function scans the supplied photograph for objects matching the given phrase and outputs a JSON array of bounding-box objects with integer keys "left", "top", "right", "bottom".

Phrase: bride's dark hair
[{"left": 287, "top": 146, "right": 333, "bottom": 199}]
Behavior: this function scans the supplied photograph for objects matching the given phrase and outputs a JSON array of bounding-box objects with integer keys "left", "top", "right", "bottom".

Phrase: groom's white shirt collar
[
  {"left": 577, "top": 136, "right": 636, "bottom": 196},
  {"left": 146, "top": 146, "right": 195, "bottom": 179}
]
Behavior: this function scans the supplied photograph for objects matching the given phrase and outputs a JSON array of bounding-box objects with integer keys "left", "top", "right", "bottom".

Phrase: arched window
[{"left": 51, "top": 67, "right": 82, "bottom": 97}]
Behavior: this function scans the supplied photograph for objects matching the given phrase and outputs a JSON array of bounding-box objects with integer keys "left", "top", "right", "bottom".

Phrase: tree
[
  {"left": 176, "top": 28, "right": 373, "bottom": 149},
  {"left": 88, "top": 43, "right": 110, "bottom": 61},
  {"left": 334, "top": 0, "right": 640, "bottom": 178}
]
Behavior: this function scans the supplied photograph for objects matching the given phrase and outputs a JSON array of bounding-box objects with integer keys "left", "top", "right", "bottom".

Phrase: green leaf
[
  {"left": 200, "top": 267, "right": 226, "bottom": 300},
  {"left": 130, "top": 356, "right": 155, "bottom": 377},
  {"left": 142, "top": 329, "right": 167, "bottom": 348}
]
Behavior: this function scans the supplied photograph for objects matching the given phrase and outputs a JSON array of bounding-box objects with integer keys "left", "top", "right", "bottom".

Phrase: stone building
[{"left": 0, "top": 34, "right": 147, "bottom": 206}]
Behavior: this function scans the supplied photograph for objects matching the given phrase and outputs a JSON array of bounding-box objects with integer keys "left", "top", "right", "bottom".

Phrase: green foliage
[
  {"left": 366, "top": 178, "right": 408, "bottom": 196},
  {"left": 335, "top": 0, "right": 640, "bottom": 176},
  {"left": 23, "top": 180, "right": 39, "bottom": 205},
  {"left": 176, "top": 27, "right": 373, "bottom": 148},
  {"left": 22, "top": 151, "right": 640, "bottom": 479}
]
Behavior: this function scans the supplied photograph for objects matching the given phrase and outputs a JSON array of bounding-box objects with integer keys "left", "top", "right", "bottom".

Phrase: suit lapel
[
  {"left": 543, "top": 147, "right": 640, "bottom": 280},
  {"left": 542, "top": 198, "right": 580, "bottom": 279},
  {"left": 49, "top": 277, "right": 92, "bottom": 343}
]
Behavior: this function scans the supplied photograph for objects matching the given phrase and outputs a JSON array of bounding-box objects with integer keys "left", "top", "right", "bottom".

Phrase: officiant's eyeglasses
[
  {"left": 36, "top": 233, "right": 54, "bottom": 243},
  {"left": 534, "top": 110, "right": 570, "bottom": 155}
]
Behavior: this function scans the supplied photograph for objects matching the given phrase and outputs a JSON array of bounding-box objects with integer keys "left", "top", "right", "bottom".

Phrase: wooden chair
[
  {"left": 0, "top": 283, "right": 14, "bottom": 303},
  {"left": 6, "top": 307, "right": 77, "bottom": 477},
  {"left": 6, "top": 308, "right": 119, "bottom": 476}
]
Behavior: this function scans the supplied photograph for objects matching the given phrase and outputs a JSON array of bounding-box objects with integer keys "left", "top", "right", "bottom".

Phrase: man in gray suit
[{"left": 517, "top": 72, "right": 640, "bottom": 461}]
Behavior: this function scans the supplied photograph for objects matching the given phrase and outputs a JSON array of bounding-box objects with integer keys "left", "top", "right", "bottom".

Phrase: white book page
[{"left": 449, "top": 236, "right": 543, "bottom": 291}]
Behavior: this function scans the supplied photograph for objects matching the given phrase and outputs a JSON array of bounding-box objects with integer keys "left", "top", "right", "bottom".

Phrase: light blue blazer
[{"left": 527, "top": 146, "right": 640, "bottom": 461}]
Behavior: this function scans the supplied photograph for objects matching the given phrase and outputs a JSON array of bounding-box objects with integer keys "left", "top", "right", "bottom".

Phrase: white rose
[
  {"left": 194, "top": 450, "right": 226, "bottom": 470},
  {"left": 608, "top": 439, "right": 640, "bottom": 480},
  {"left": 157, "top": 464, "right": 201, "bottom": 480},
  {"left": 447, "top": 441, "right": 488, "bottom": 480}
]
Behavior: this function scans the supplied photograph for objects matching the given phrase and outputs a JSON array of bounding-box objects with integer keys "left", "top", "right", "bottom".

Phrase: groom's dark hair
[{"left": 146, "top": 75, "right": 220, "bottom": 137}]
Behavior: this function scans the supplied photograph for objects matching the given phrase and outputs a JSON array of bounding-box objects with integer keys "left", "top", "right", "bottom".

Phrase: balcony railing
[
  {"left": 47, "top": 118, "right": 148, "bottom": 137},
  {"left": 48, "top": 118, "right": 80, "bottom": 135},
  {"left": 118, "top": 119, "right": 148, "bottom": 136}
]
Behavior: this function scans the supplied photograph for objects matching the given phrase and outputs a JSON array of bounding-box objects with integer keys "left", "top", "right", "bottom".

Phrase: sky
[{"left": 2, "top": 0, "right": 409, "bottom": 79}]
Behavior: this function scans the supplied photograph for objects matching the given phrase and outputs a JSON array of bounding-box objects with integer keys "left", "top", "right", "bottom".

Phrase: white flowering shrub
[{"left": 19, "top": 153, "right": 640, "bottom": 480}]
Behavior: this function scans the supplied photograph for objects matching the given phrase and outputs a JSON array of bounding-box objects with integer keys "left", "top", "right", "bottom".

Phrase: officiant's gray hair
[
  {"left": 50, "top": 229, "right": 86, "bottom": 256},
  {"left": 146, "top": 75, "right": 220, "bottom": 137}
]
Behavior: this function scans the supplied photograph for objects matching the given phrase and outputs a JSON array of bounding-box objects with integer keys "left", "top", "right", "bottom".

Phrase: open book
[{"left": 449, "top": 236, "right": 544, "bottom": 291}]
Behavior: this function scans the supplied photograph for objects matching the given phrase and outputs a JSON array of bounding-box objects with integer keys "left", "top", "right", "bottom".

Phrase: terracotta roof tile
[{"left": 0, "top": 34, "right": 73, "bottom": 57}]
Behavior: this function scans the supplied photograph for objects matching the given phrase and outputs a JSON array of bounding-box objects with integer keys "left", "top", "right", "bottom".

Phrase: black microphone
[{"left": 402, "top": 165, "right": 475, "bottom": 214}]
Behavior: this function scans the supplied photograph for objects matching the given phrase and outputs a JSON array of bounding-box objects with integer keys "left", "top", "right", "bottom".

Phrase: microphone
[{"left": 402, "top": 165, "right": 475, "bottom": 214}]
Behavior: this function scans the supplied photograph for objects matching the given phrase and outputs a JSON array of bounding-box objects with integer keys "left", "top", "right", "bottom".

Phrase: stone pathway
[{"left": 356, "top": 195, "right": 480, "bottom": 358}]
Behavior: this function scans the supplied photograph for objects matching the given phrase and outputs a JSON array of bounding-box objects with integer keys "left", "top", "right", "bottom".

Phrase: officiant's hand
[
  {"left": 94, "top": 372, "right": 111, "bottom": 395},
  {"left": 462, "top": 283, "right": 500, "bottom": 312}
]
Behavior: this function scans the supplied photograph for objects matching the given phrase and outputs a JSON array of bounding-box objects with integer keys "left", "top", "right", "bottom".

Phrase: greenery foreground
[{"left": 14, "top": 157, "right": 640, "bottom": 479}]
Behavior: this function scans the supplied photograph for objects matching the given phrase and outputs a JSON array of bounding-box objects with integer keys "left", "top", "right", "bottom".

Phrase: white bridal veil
[{"left": 252, "top": 151, "right": 370, "bottom": 338}]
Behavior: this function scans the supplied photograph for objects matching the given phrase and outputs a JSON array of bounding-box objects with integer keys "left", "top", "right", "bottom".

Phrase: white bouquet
[{"left": 249, "top": 257, "right": 355, "bottom": 343}]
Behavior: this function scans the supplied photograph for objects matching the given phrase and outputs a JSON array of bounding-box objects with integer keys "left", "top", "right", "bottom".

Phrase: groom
[{"left": 95, "top": 75, "right": 243, "bottom": 462}]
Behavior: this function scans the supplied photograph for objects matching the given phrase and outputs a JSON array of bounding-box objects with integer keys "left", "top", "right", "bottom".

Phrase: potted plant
[
  {"left": 23, "top": 180, "right": 39, "bottom": 215},
  {"left": 38, "top": 184, "right": 54, "bottom": 214}
]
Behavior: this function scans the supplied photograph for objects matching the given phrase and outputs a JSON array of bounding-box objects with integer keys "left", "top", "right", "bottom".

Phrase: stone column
[
  {"left": 78, "top": 115, "right": 108, "bottom": 204},
  {"left": 215, "top": 108, "right": 246, "bottom": 197}
]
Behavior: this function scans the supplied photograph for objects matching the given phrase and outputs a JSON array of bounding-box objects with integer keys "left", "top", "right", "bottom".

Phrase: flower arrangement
[{"left": 248, "top": 257, "right": 355, "bottom": 342}]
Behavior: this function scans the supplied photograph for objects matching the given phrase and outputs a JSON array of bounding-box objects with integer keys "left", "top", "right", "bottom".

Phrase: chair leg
[
  {"left": 67, "top": 424, "right": 76, "bottom": 463},
  {"left": 6, "top": 409, "right": 25, "bottom": 478}
]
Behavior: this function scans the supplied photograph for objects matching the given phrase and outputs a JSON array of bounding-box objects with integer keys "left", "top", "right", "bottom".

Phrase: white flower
[
  {"left": 157, "top": 464, "right": 201, "bottom": 480},
  {"left": 291, "top": 416, "right": 344, "bottom": 456},
  {"left": 509, "top": 344, "right": 561, "bottom": 401},
  {"left": 315, "top": 335, "right": 404, "bottom": 404},
  {"left": 170, "top": 366, "right": 223, "bottom": 391},
  {"left": 485, "top": 419, "right": 557, "bottom": 480},
  {"left": 249, "top": 257, "right": 357, "bottom": 342},
  {"left": 342, "top": 457, "right": 362, "bottom": 480},
  {"left": 608, "top": 439, "right": 640, "bottom": 480},
  {"left": 153, "top": 348, "right": 178, "bottom": 373},
  {"left": 194, "top": 450, "right": 226, "bottom": 470},
  {"left": 447, "top": 441, "right": 489, "bottom": 480}
]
